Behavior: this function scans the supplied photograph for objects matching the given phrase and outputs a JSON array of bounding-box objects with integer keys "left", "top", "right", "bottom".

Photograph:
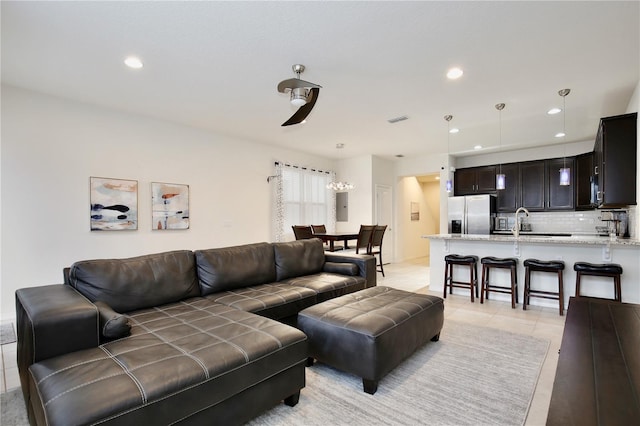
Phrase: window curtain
[{"left": 273, "top": 162, "right": 336, "bottom": 242}]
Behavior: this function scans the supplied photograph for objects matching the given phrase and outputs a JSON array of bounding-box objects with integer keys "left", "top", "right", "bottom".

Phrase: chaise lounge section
[{"left": 16, "top": 239, "right": 376, "bottom": 425}]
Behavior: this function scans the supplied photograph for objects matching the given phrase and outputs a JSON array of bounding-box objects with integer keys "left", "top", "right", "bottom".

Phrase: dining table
[{"left": 312, "top": 231, "right": 359, "bottom": 252}]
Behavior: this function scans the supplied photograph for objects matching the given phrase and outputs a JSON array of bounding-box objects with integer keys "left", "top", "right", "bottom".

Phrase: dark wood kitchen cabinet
[
  {"left": 546, "top": 157, "right": 575, "bottom": 210},
  {"left": 593, "top": 112, "right": 637, "bottom": 207},
  {"left": 519, "top": 160, "right": 545, "bottom": 211},
  {"left": 454, "top": 165, "right": 496, "bottom": 195},
  {"left": 496, "top": 163, "right": 520, "bottom": 212},
  {"left": 575, "top": 152, "right": 595, "bottom": 210}
]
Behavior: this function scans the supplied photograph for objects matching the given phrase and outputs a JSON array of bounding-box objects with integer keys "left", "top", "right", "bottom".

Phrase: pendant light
[
  {"left": 444, "top": 114, "right": 453, "bottom": 193},
  {"left": 495, "top": 103, "right": 506, "bottom": 190},
  {"left": 558, "top": 89, "right": 571, "bottom": 186},
  {"left": 327, "top": 143, "right": 355, "bottom": 191}
]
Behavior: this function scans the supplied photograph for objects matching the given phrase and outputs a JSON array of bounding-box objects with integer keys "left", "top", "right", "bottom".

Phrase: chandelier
[
  {"left": 327, "top": 143, "right": 355, "bottom": 191},
  {"left": 327, "top": 181, "right": 355, "bottom": 191}
]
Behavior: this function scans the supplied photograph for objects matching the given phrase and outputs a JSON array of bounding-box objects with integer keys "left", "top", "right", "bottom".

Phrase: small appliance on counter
[
  {"left": 448, "top": 194, "right": 496, "bottom": 235},
  {"left": 599, "top": 210, "right": 629, "bottom": 238}
]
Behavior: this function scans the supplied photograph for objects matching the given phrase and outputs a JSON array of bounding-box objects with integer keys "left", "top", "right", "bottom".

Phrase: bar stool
[
  {"left": 574, "top": 262, "right": 623, "bottom": 302},
  {"left": 444, "top": 254, "right": 479, "bottom": 303},
  {"left": 480, "top": 257, "right": 519, "bottom": 309},
  {"left": 523, "top": 259, "right": 565, "bottom": 316}
]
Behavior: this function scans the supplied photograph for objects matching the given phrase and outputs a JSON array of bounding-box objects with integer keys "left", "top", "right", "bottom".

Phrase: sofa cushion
[
  {"left": 68, "top": 250, "right": 200, "bottom": 313},
  {"left": 282, "top": 272, "right": 367, "bottom": 302},
  {"left": 273, "top": 239, "right": 325, "bottom": 281},
  {"left": 204, "top": 282, "right": 317, "bottom": 320},
  {"left": 195, "top": 242, "right": 276, "bottom": 295}
]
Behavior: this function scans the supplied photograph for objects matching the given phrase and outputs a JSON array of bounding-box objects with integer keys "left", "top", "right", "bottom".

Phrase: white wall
[{"left": 0, "top": 85, "right": 334, "bottom": 321}]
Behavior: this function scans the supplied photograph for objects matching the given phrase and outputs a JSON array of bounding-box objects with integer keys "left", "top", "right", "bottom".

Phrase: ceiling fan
[{"left": 277, "top": 64, "right": 322, "bottom": 126}]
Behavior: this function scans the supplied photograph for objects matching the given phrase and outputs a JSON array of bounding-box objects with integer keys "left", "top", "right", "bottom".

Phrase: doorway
[{"left": 413, "top": 174, "right": 441, "bottom": 266}]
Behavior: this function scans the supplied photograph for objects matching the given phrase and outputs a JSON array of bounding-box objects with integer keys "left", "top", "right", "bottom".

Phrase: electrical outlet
[
  {"left": 602, "top": 245, "right": 611, "bottom": 262},
  {"left": 513, "top": 241, "right": 520, "bottom": 258}
]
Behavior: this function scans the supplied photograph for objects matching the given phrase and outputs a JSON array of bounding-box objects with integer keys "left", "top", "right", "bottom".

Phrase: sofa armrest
[
  {"left": 324, "top": 253, "right": 377, "bottom": 288},
  {"left": 16, "top": 284, "right": 99, "bottom": 397}
]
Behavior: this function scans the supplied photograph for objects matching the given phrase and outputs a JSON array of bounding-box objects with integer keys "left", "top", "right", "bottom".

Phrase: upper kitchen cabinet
[
  {"left": 593, "top": 113, "right": 637, "bottom": 207},
  {"left": 454, "top": 165, "right": 496, "bottom": 195},
  {"left": 575, "top": 152, "right": 595, "bottom": 210},
  {"left": 546, "top": 157, "right": 575, "bottom": 210},
  {"left": 495, "top": 163, "right": 520, "bottom": 212},
  {"left": 519, "top": 160, "right": 546, "bottom": 211}
]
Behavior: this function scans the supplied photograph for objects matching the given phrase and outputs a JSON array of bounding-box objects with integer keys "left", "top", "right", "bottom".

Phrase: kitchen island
[{"left": 425, "top": 234, "right": 640, "bottom": 308}]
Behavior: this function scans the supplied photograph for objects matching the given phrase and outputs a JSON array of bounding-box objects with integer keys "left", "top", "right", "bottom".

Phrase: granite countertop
[{"left": 423, "top": 233, "right": 640, "bottom": 246}]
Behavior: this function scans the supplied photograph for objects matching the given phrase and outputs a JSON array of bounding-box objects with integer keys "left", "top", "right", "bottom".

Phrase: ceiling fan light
[{"left": 290, "top": 88, "right": 307, "bottom": 107}]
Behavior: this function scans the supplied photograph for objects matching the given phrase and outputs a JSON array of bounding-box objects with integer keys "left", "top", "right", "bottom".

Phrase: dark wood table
[
  {"left": 313, "top": 232, "right": 359, "bottom": 252},
  {"left": 547, "top": 297, "right": 640, "bottom": 426}
]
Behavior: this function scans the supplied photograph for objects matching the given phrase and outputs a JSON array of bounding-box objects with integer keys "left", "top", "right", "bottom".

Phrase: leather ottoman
[{"left": 298, "top": 286, "right": 444, "bottom": 394}]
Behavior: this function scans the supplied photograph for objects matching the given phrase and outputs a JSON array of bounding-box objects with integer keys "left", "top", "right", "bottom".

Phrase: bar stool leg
[
  {"left": 523, "top": 267, "right": 530, "bottom": 311},
  {"left": 510, "top": 265, "right": 517, "bottom": 309},
  {"left": 575, "top": 271, "right": 582, "bottom": 298},
  {"left": 615, "top": 275, "right": 622, "bottom": 302},
  {"left": 558, "top": 270, "right": 564, "bottom": 316},
  {"left": 474, "top": 262, "right": 479, "bottom": 299},
  {"left": 469, "top": 263, "right": 475, "bottom": 303},
  {"left": 443, "top": 263, "right": 449, "bottom": 299},
  {"left": 480, "top": 265, "right": 487, "bottom": 304}
]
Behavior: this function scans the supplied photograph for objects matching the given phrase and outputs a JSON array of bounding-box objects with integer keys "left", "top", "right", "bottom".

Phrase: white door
[{"left": 375, "top": 184, "right": 393, "bottom": 264}]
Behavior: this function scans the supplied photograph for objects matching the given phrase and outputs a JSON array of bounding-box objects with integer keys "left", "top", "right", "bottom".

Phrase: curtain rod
[{"left": 273, "top": 161, "right": 330, "bottom": 175}]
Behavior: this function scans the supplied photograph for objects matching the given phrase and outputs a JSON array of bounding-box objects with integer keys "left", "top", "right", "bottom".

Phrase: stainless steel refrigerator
[{"left": 447, "top": 194, "right": 496, "bottom": 235}]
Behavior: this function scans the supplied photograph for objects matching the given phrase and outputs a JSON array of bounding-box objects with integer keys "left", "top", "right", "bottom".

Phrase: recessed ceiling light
[
  {"left": 446, "top": 67, "right": 464, "bottom": 80},
  {"left": 124, "top": 56, "right": 143, "bottom": 69},
  {"left": 555, "top": 132, "right": 566, "bottom": 138},
  {"left": 547, "top": 108, "right": 562, "bottom": 115},
  {"left": 474, "top": 145, "right": 483, "bottom": 150},
  {"left": 449, "top": 128, "right": 459, "bottom": 134}
]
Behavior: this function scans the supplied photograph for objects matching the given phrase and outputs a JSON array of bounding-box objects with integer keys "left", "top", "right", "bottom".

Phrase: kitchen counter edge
[{"left": 423, "top": 234, "right": 640, "bottom": 246}]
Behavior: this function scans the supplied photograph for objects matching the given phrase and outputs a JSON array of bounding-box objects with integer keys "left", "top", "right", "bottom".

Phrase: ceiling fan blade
[
  {"left": 282, "top": 87, "right": 320, "bottom": 126},
  {"left": 277, "top": 78, "right": 322, "bottom": 93}
]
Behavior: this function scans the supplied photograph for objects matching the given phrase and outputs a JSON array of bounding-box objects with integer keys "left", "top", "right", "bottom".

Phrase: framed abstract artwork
[
  {"left": 90, "top": 177, "right": 138, "bottom": 231},
  {"left": 411, "top": 201, "right": 420, "bottom": 221},
  {"left": 151, "top": 182, "right": 190, "bottom": 230}
]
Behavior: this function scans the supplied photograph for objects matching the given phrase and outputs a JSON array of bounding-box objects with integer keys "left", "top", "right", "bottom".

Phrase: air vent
[{"left": 387, "top": 115, "right": 409, "bottom": 124}]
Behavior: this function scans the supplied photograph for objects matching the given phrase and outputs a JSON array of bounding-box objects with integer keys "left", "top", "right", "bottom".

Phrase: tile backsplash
[{"left": 496, "top": 209, "right": 635, "bottom": 238}]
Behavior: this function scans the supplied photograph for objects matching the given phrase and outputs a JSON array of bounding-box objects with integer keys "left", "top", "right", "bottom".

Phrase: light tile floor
[
  {"left": 377, "top": 257, "right": 564, "bottom": 426},
  {"left": 0, "top": 257, "right": 564, "bottom": 425}
]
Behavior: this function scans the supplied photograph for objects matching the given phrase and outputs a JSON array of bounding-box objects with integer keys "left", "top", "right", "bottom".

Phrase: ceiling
[{"left": 2, "top": 1, "right": 638, "bottom": 160}]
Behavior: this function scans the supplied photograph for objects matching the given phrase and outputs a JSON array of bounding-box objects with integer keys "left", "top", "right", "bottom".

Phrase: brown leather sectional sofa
[{"left": 15, "top": 239, "right": 376, "bottom": 425}]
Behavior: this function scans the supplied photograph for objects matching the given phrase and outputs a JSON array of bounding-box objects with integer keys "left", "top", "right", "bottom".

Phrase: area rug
[
  {"left": 0, "top": 324, "right": 16, "bottom": 345},
  {"left": 249, "top": 320, "right": 549, "bottom": 426},
  {"left": 0, "top": 321, "right": 549, "bottom": 426}
]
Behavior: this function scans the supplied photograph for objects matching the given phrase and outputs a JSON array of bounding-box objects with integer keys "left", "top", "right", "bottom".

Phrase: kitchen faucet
[{"left": 512, "top": 207, "right": 530, "bottom": 238}]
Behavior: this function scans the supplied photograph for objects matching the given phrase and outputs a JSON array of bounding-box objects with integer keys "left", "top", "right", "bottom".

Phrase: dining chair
[
  {"left": 369, "top": 225, "right": 388, "bottom": 276},
  {"left": 310, "top": 224, "right": 327, "bottom": 234},
  {"left": 310, "top": 224, "right": 330, "bottom": 249},
  {"left": 292, "top": 225, "right": 314, "bottom": 240},
  {"left": 355, "top": 225, "right": 375, "bottom": 254}
]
